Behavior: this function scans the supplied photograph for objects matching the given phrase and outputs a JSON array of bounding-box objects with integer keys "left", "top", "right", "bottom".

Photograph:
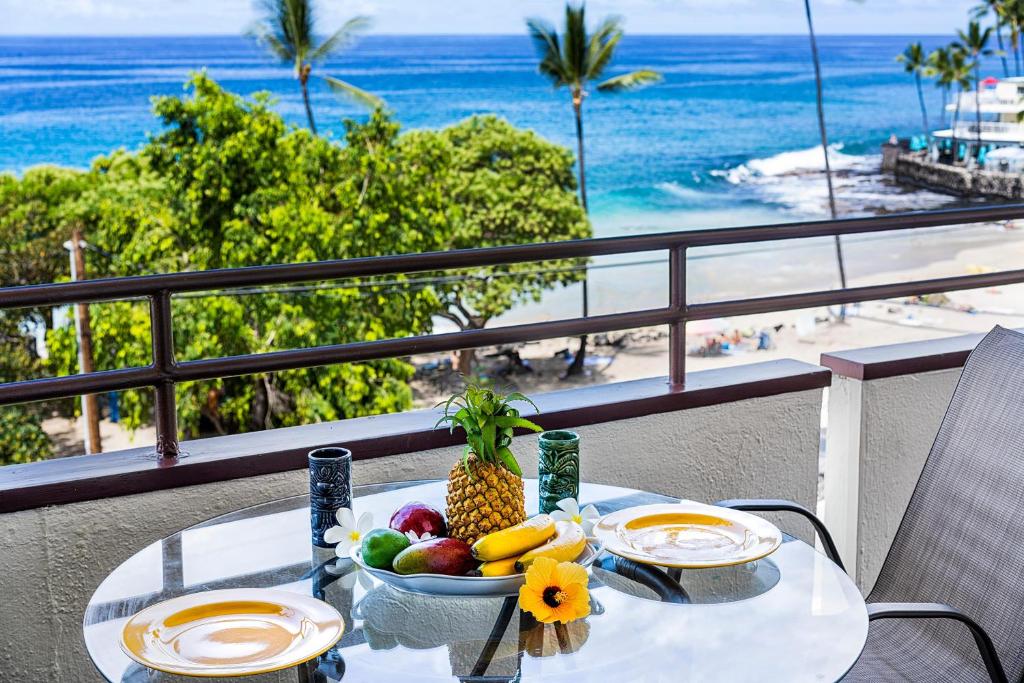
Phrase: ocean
[{"left": 1, "top": 34, "right": 1018, "bottom": 315}]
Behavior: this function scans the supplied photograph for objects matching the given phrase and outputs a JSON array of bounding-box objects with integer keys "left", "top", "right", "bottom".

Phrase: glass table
[{"left": 84, "top": 480, "right": 868, "bottom": 682}]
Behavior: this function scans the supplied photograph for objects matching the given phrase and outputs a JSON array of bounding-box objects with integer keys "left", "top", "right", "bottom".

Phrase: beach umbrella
[
  {"left": 982, "top": 76, "right": 999, "bottom": 86},
  {"left": 686, "top": 318, "right": 730, "bottom": 336}
]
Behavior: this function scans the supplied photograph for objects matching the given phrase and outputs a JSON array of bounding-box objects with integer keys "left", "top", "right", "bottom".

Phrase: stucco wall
[
  {"left": 824, "top": 368, "right": 961, "bottom": 593},
  {"left": 0, "top": 387, "right": 822, "bottom": 682}
]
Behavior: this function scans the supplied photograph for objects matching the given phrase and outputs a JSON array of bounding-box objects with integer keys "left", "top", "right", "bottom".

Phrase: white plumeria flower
[
  {"left": 323, "top": 508, "right": 373, "bottom": 558},
  {"left": 550, "top": 497, "right": 600, "bottom": 536},
  {"left": 404, "top": 530, "right": 436, "bottom": 544}
]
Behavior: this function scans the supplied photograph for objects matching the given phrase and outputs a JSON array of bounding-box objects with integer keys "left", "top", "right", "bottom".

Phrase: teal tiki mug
[{"left": 538, "top": 430, "right": 580, "bottom": 514}]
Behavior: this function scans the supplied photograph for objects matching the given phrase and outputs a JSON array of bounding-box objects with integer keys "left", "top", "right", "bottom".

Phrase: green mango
[{"left": 362, "top": 528, "right": 411, "bottom": 570}]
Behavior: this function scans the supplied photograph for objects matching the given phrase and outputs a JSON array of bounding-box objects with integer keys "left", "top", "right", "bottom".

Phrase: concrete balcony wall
[
  {"left": 0, "top": 360, "right": 827, "bottom": 682},
  {"left": 821, "top": 334, "right": 988, "bottom": 593}
]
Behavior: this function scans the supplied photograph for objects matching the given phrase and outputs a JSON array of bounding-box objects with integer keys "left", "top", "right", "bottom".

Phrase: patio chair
[{"left": 719, "top": 325, "right": 1024, "bottom": 683}]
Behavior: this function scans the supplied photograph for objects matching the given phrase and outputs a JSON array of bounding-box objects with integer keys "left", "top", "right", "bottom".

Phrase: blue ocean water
[
  {"left": 3, "top": 34, "right": 1018, "bottom": 315},
  {"left": 0, "top": 34, "right": 973, "bottom": 227}
]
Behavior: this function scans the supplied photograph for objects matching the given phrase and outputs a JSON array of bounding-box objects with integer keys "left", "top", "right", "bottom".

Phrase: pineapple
[
  {"left": 437, "top": 383, "right": 542, "bottom": 545},
  {"left": 446, "top": 455, "right": 526, "bottom": 544}
]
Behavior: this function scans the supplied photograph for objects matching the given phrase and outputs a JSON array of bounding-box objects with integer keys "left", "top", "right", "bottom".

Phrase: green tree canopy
[
  {"left": 0, "top": 167, "right": 96, "bottom": 464},
  {"left": 34, "top": 74, "right": 589, "bottom": 444},
  {"left": 407, "top": 115, "right": 590, "bottom": 373}
]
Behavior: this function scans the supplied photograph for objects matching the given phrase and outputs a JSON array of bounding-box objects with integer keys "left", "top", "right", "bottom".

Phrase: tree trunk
[
  {"left": 250, "top": 376, "right": 269, "bottom": 432},
  {"left": 975, "top": 64, "right": 983, "bottom": 157},
  {"left": 915, "top": 72, "right": 929, "bottom": 135},
  {"left": 952, "top": 95, "right": 962, "bottom": 164},
  {"left": 803, "top": 0, "right": 848, "bottom": 305},
  {"left": 457, "top": 348, "right": 476, "bottom": 377},
  {"left": 1011, "top": 32, "right": 1019, "bottom": 75},
  {"left": 566, "top": 97, "right": 589, "bottom": 377},
  {"left": 573, "top": 99, "right": 588, "bottom": 213},
  {"left": 996, "top": 26, "right": 1009, "bottom": 77},
  {"left": 70, "top": 228, "right": 102, "bottom": 454},
  {"left": 301, "top": 80, "right": 318, "bottom": 136}
]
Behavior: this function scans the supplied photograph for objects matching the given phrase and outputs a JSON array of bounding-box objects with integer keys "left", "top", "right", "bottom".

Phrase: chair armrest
[
  {"left": 714, "top": 498, "right": 845, "bottom": 572},
  {"left": 867, "top": 602, "right": 1008, "bottom": 683}
]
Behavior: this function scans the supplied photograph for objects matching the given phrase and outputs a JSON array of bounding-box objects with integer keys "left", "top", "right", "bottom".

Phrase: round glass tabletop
[{"left": 84, "top": 480, "right": 867, "bottom": 682}]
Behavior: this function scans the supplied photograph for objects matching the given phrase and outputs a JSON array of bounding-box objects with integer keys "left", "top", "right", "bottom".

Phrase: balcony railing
[{"left": 3, "top": 204, "right": 1024, "bottom": 462}]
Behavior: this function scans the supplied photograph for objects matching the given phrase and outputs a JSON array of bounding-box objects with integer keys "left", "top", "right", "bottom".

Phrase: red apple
[{"left": 390, "top": 502, "right": 447, "bottom": 539}]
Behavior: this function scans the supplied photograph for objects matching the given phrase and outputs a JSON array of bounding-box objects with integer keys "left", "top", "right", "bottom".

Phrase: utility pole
[{"left": 65, "top": 229, "right": 102, "bottom": 454}]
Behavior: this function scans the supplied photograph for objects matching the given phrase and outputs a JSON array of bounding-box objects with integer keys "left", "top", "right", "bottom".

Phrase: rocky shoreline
[{"left": 882, "top": 142, "right": 1024, "bottom": 200}]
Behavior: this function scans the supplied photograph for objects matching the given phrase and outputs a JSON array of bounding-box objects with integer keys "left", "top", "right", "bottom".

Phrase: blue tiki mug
[
  {"left": 538, "top": 430, "right": 581, "bottom": 514},
  {"left": 309, "top": 447, "right": 353, "bottom": 547}
]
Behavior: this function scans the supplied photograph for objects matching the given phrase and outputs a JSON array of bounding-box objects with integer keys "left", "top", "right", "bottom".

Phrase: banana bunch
[{"left": 471, "top": 514, "right": 587, "bottom": 576}]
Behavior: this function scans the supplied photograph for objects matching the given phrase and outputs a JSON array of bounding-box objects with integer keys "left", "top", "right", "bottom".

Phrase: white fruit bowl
[{"left": 350, "top": 542, "right": 602, "bottom": 597}]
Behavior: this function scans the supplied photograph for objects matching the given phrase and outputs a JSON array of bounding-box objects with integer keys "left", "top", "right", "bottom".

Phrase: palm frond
[
  {"left": 309, "top": 16, "right": 372, "bottom": 62},
  {"left": 562, "top": 3, "right": 587, "bottom": 82},
  {"left": 251, "top": 0, "right": 314, "bottom": 62},
  {"left": 896, "top": 42, "right": 926, "bottom": 73},
  {"left": 596, "top": 69, "right": 662, "bottom": 93},
  {"left": 586, "top": 21, "right": 623, "bottom": 80},
  {"left": 247, "top": 21, "right": 295, "bottom": 63},
  {"left": 322, "top": 75, "right": 384, "bottom": 109},
  {"left": 526, "top": 18, "right": 569, "bottom": 86},
  {"left": 280, "top": 0, "right": 313, "bottom": 61}
]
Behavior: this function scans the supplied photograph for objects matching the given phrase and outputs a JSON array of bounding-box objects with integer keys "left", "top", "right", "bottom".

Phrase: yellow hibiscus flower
[{"left": 518, "top": 557, "right": 591, "bottom": 624}]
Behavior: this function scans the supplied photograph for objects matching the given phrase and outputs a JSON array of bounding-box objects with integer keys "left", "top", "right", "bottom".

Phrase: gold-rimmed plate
[
  {"left": 593, "top": 502, "right": 782, "bottom": 569},
  {"left": 120, "top": 588, "right": 344, "bottom": 678}
]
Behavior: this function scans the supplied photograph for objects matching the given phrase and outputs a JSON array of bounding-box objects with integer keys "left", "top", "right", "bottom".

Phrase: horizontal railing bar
[
  {"left": 7, "top": 267, "right": 1024, "bottom": 407},
  {"left": 0, "top": 309, "right": 678, "bottom": 406},
  {"left": 2, "top": 204, "right": 1022, "bottom": 309},
  {"left": 687, "top": 269, "right": 1024, "bottom": 320},
  {"left": 6, "top": 268, "right": 1024, "bottom": 408},
  {"left": 0, "top": 367, "right": 162, "bottom": 405},
  {"left": 172, "top": 308, "right": 680, "bottom": 383}
]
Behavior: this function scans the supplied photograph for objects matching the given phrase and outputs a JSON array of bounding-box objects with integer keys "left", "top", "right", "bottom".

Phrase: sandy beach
[{"left": 410, "top": 222, "right": 1024, "bottom": 405}]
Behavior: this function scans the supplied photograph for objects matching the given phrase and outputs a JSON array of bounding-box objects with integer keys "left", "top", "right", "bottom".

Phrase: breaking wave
[{"left": 712, "top": 144, "right": 956, "bottom": 216}]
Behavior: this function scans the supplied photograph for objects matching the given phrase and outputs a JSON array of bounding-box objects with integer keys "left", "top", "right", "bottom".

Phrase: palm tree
[
  {"left": 1007, "top": 0, "right": 1024, "bottom": 75},
  {"left": 802, "top": 0, "right": 847, "bottom": 302},
  {"left": 249, "top": 0, "right": 381, "bottom": 135},
  {"left": 956, "top": 21, "right": 997, "bottom": 153},
  {"left": 897, "top": 42, "right": 931, "bottom": 136},
  {"left": 928, "top": 46, "right": 954, "bottom": 129},
  {"left": 526, "top": 4, "right": 661, "bottom": 375},
  {"left": 949, "top": 49, "right": 976, "bottom": 163},
  {"left": 973, "top": 0, "right": 1010, "bottom": 77}
]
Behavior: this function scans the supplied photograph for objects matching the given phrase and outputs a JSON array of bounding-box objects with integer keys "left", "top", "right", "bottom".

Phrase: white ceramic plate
[
  {"left": 120, "top": 588, "right": 344, "bottom": 678},
  {"left": 350, "top": 542, "right": 602, "bottom": 596},
  {"left": 593, "top": 502, "right": 782, "bottom": 569}
]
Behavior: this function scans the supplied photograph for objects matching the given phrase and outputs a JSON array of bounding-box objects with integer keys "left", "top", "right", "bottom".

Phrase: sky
[{"left": 0, "top": 0, "right": 979, "bottom": 36}]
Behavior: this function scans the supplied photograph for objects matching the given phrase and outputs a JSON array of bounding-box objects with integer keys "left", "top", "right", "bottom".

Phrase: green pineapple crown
[{"left": 435, "top": 382, "right": 542, "bottom": 477}]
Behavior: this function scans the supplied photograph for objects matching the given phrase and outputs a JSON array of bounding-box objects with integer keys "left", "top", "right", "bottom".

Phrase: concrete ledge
[
  {"left": 820, "top": 329, "right": 1019, "bottom": 381},
  {"left": 0, "top": 359, "right": 830, "bottom": 513}
]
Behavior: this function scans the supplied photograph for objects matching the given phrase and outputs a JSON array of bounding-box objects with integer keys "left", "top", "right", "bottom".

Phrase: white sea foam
[
  {"left": 714, "top": 144, "right": 957, "bottom": 217},
  {"left": 654, "top": 181, "right": 720, "bottom": 202},
  {"left": 714, "top": 144, "right": 868, "bottom": 184}
]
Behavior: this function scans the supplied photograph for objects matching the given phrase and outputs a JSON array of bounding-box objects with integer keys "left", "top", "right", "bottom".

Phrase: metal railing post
[
  {"left": 150, "top": 291, "right": 179, "bottom": 462},
  {"left": 669, "top": 246, "right": 687, "bottom": 389}
]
